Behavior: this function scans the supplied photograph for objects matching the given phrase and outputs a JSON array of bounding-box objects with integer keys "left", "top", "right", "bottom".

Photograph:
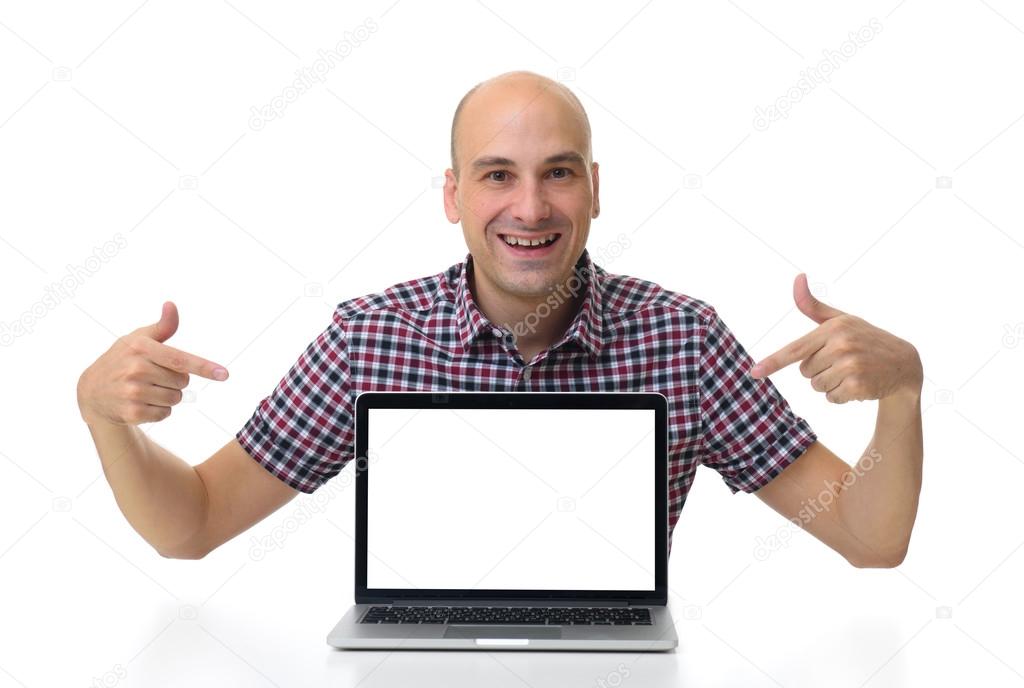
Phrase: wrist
[
  {"left": 885, "top": 387, "right": 921, "bottom": 406},
  {"left": 884, "top": 378, "right": 922, "bottom": 405},
  {"left": 888, "top": 344, "right": 923, "bottom": 404},
  {"left": 77, "top": 397, "right": 124, "bottom": 431}
]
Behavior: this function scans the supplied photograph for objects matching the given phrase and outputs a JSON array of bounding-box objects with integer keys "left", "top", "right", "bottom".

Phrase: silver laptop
[{"left": 327, "top": 391, "right": 677, "bottom": 651}]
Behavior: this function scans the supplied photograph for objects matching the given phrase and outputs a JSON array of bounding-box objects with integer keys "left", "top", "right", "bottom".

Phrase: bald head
[{"left": 449, "top": 70, "right": 592, "bottom": 179}]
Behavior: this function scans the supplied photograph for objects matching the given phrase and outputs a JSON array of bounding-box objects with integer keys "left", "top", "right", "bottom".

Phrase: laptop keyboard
[{"left": 359, "top": 605, "right": 652, "bottom": 625}]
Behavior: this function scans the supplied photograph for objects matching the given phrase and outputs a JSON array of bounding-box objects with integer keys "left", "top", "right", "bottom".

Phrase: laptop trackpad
[{"left": 445, "top": 626, "right": 561, "bottom": 640}]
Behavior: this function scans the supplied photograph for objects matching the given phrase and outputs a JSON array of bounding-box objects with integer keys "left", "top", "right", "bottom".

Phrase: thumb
[
  {"left": 793, "top": 273, "right": 843, "bottom": 324},
  {"left": 138, "top": 301, "right": 179, "bottom": 342}
]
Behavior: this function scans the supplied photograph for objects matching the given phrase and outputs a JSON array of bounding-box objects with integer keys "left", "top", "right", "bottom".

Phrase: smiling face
[{"left": 444, "top": 73, "right": 600, "bottom": 304}]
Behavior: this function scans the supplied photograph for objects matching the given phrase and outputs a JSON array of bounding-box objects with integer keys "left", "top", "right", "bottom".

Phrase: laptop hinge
[{"left": 397, "top": 599, "right": 632, "bottom": 607}]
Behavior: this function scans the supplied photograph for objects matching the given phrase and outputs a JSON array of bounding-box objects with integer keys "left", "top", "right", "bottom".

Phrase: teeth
[{"left": 503, "top": 234, "right": 557, "bottom": 247}]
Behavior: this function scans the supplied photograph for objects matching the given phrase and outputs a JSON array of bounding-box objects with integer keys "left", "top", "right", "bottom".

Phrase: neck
[{"left": 469, "top": 264, "right": 587, "bottom": 362}]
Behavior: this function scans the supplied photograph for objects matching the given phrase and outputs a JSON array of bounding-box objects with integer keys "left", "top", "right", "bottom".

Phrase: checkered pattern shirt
[{"left": 236, "top": 249, "right": 817, "bottom": 544}]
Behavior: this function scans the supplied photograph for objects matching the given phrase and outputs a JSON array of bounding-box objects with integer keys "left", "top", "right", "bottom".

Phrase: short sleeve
[
  {"left": 697, "top": 307, "right": 817, "bottom": 493},
  {"left": 235, "top": 310, "right": 355, "bottom": 493}
]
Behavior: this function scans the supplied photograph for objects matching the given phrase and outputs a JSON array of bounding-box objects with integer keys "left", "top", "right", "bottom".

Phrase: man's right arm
[
  {"left": 77, "top": 301, "right": 299, "bottom": 559},
  {"left": 87, "top": 420, "right": 298, "bottom": 559}
]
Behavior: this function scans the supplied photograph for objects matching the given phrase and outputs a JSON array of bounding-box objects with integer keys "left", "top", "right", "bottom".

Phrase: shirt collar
[{"left": 455, "top": 248, "right": 604, "bottom": 359}]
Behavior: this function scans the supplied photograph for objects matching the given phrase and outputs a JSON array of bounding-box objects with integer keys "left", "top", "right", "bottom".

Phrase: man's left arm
[{"left": 749, "top": 274, "right": 924, "bottom": 568}]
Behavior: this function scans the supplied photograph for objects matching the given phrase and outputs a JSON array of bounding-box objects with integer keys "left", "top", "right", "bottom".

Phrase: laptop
[{"left": 326, "top": 391, "right": 677, "bottom": 651}]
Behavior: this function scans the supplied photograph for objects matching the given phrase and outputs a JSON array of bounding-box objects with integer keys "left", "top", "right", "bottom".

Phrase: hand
[
  {"left": 77, "top": 302, "right": 229, "bottom": 425},
  {"left": 749, "top": 274, "right": 922, "bottom": 404}
]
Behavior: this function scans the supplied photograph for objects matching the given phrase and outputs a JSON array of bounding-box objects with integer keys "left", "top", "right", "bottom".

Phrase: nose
[{"left": 509, "top": 177, "right": 551, "bottom": 227}]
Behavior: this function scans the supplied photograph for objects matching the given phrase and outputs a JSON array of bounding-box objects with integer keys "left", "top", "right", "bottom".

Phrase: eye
[
  {"left": 550, "top": 167, "right": 572, "bottom": 179},
  {"left": 486, "top": 170, "right": 508, "bottom": 182}
]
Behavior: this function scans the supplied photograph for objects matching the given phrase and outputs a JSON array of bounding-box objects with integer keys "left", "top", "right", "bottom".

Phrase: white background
[
  {"left": 365, "top": 407, "right": 655, "bottom": 591},
  {"left": 1, "top": 1, "right": 1022, "bottom": 686}
]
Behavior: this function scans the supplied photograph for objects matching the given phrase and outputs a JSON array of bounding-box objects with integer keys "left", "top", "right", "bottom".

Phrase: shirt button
[{"left": 522, "top": 366, "right": 532, "bottom": 382}]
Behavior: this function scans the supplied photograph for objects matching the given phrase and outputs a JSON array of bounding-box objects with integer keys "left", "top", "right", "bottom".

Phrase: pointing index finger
[
  {"left": 146, "top": 340, "right": 229, "bottom": 381},
  {"left": 751, "top": 328, "right": 827, "bottom": 379}
]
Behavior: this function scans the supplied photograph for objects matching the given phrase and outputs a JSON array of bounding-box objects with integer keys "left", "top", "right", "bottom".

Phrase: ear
[
  {"left": 591, "top": 161, "right": 600, "bottom": 218},
  {"left": 443, "top": 168, "right": 460, "bottom": 224}
]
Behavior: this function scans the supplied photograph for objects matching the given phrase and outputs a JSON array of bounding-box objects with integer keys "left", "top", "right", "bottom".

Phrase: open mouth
[{"left": 497, "top": 232, "right": 562, "bottom": 254}]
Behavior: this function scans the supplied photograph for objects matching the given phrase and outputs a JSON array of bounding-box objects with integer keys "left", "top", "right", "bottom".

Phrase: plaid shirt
[{"left": 237, "top": 249, "right": 817, "bottom": 543}]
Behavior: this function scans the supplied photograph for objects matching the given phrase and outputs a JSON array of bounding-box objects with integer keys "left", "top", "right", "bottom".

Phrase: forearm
[
  {"left": 837, "top": 387, "right": 923, "bottom": 563},
  {"left": 85, "top": 420, "right": 208, "bottom": 558}
]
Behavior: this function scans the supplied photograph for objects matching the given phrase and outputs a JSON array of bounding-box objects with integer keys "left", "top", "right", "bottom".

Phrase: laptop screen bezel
[{"left": 354, "top": 391, "right": 669, "bottom": 605}]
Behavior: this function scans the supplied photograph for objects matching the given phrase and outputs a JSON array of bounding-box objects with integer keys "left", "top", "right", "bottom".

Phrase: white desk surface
[{"left": 2, "top": 478, "right": 1017, "bottom": 688}]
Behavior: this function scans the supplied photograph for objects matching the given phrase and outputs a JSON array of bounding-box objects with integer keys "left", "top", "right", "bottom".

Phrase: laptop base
[{"left": 327, "top": 604, "right": 678, "bottom": 651}]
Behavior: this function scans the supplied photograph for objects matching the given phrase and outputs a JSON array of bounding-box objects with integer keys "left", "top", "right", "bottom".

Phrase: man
[{"left": 77, "top": 71, "right": 923, "bottom": 567}]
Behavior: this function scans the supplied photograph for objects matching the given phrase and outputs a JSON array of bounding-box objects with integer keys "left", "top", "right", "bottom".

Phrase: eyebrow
[{"left": 470, "top": 151, "right": 586, "bottom": 171}]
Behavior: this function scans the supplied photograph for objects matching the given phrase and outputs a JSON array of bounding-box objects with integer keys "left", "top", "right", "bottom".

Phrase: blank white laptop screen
[{"left": 366, "top": 407, "right": 656, "bottom": 591}]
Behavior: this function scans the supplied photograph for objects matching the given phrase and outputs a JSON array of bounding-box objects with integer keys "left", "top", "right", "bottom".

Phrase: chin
[{"left": 496, "top": 274, "right": 561, "bottom": 298}]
